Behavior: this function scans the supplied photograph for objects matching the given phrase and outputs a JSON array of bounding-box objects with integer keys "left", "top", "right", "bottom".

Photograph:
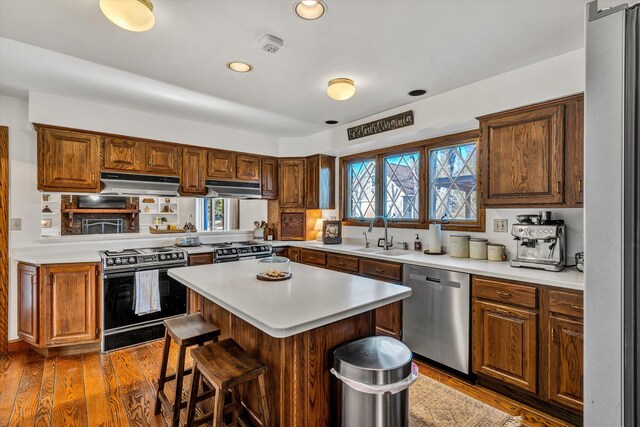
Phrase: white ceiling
[{"left": 0, "top": 0, "right": 587, "bottom": 136}]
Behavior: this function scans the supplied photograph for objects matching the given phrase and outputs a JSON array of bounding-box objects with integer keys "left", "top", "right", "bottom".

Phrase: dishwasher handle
[{"left": 407, "top": 273, "right": 462, "bottom": 289}]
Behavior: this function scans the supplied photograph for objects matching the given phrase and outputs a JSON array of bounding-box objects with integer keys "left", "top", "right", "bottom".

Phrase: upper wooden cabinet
[
  {"left": 37, "top": 127, "right": 101, "bottom": 193},
  {"left": 279, "top": 158, "right": 306, "bottom": 208},
  {"left": 305, "top": 154, "right": 336, "bottom": 209},
  {"left": 261, "top": 157, "right": 278, "bottom": 199},
  {"left": 144, "top": 141, "right": 179, "bottom": 176},
  {"left": 478, "top": 94, "right": 583, "bottom": 207},
  {"left": 180, "top": 147, "right": 207, "bottom": 195},
  {"left": 207, "top": 150, "right": 236, "bottom": 179},
  {"left": 236, "top": 154, "right": 261, "bottom": 181},
  {"left": 103, "top": 137, "right": 143, "bottom": 172}
]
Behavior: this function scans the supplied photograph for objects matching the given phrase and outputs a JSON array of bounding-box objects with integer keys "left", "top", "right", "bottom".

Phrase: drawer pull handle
[
  {"left": 375, "top": 268, "right": 384, "bottom": 273},
  {"left": 426, "top": 277, "right": 441, "bottom": 283},
  {"left": 496, "top": 309, "right": 511, "bottom": 315},
  {"left": 570, "top": 304, "right": 583, "bottom": 310},
  {"left": 338, "top": 261, "right": 345, "bottom": 266},
  {"left": 496, "top": 291, "right": 512, "bottom": 297}
]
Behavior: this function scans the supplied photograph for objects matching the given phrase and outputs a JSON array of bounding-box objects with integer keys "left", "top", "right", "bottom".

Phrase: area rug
[{"left": 409, "top": 374, "right": 522, "bottom": 427}]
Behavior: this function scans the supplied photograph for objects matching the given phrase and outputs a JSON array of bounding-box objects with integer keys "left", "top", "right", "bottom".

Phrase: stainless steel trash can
[{"left": 331, "top": 336, "right": 417, "bottom": 427}]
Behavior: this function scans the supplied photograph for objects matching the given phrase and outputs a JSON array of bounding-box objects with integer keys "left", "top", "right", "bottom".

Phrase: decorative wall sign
[{"left": 347, "top": 110, "right": 414, "bottom": 141}]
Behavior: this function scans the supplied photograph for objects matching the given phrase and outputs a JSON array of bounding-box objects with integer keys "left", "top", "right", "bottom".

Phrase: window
[
  {"left": 428, "top": 142, "right": 477, "bottom": 222},
  {"left": 346, "top": 159, "right": 376, "bottom": 218},
  {"left": 383, "top": 152, "right": 420, "bottom": 220},
  {"left": 199, "top": 198, "right": 226, "bottom": 231}
]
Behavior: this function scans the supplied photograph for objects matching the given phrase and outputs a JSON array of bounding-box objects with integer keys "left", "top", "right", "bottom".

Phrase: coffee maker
[{"left": 510, "top": 211, "right": 566, "bottom": 272}]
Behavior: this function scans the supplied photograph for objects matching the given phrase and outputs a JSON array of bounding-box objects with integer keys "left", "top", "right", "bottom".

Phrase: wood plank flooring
[{"left": 0, "top": 341, "right": 575, "bottom": 427}]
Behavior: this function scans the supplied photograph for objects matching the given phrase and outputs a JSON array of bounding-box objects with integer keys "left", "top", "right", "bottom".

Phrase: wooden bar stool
[
  {"left": 155, "top": 314, "right": 221, "bottom": 427},
  {"left": 185, "top": 338, "right": 270, "bottom": 427}
]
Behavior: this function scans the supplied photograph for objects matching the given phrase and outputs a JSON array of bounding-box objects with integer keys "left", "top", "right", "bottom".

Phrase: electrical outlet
[
  {"left": 493, "top": 218, "right": 508, "bottom": 233},
  {"left": 10, "top": 218, "right": 22, "bottom": 231}
]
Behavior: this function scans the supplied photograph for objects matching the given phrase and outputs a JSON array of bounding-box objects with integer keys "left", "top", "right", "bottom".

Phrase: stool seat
[
  {"left": 165, "top": 313, "right": 221, "bottom": 346},
  {"left": 190, "top": 338, "right": 268, "bottom": 390}
]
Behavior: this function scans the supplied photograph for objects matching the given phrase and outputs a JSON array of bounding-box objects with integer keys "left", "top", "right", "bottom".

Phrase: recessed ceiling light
[
  {"left": 327, "top": 78, "right": 355, "bottom": 101},
  {"left": 325, "top": 120, "right": 338, "bottom": 125},
  {"left": 99, "top": 0, "right": 155, "bottom": 32},
  {"left": 408, "top": 89, "right": 428, "bottom": 97},
  {"left": 294, "top": 0, "right": 326, "bottom": 20},
  {"left": 226, "top": 62, "right": 253, "bottom": 73}
]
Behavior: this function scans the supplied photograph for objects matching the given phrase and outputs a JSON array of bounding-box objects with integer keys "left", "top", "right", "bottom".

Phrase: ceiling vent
[{"left": 259, "top": 34, "right": 284, "bottom": 53}]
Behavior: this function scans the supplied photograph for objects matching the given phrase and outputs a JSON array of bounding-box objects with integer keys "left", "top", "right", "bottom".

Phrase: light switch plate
[
  {"left": 493, "top": 219, "right": 508, "bottom": 233},
  {"left": 10, "top": 218, "right": 21, "bottom": 231}
]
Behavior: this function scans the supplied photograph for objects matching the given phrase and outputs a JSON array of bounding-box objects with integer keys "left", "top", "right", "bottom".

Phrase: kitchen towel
[
  {"left": 428, "top": 224, "right": 442, "bottom": 253},
  {"left": 134, "top": 269, "right": 161, "bottom": 315}
]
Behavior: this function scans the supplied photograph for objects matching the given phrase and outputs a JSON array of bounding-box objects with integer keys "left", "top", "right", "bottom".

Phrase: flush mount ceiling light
[
  {"left": 294, "top": 0, "right": 327, "bottom": 20},
  {"left": 226, "top": 62, "right": 253, "bottom": 73},
  {"left": 327, "top": 78, "right": 355, "bottom": 101},
  {"left": 408, "top": 89, "right": 428, "bottom": 97},
  {"left": 99, "top": 0, "right": 155, "bottom": 32}
]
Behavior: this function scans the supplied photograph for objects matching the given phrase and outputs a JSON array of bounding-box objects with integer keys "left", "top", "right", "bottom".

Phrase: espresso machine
[{"left": 510, "top": 211, "right": 566, "bottom": 272}]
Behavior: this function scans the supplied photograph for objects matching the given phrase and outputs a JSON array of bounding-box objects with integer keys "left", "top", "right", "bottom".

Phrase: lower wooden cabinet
[
  {"left": 472, "top": 299, "right": 538, "bottom": 393},
  {"left": 287, "top": 247, "right": 301, "bottom": 263},
  {"left": 187, "top": 253, "right": 214, "bottom": 314},
  {"left": 374, "top": 301, "right": 402, "bottom": 340},
  {"left": 300, "top": 248, "right": 326, "bottom": 266},
  {"left": 548, "top": 316, "right": 584, "bottom": 412},
  {"left": 18, "top": 262, "right": 101, "bottom": 350}
]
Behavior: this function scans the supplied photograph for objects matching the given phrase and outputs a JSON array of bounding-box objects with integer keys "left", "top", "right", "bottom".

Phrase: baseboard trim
[{"left": 8, "top": 339, "right": 30, "bottom": 353}]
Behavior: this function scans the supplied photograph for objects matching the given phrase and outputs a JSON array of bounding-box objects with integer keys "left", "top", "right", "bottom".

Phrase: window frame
[{"left": 340, "top": 130, "right": 484, "bottom": 231}]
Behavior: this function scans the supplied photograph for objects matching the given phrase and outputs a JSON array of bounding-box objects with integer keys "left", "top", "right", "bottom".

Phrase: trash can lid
[{"left": 333, "top": 336, "right": 413, "bottom": 386}]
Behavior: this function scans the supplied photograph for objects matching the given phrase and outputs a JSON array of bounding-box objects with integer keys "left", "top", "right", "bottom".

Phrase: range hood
[
  {"left": 205, "top": 179, "right": 261, "bottom": 199},
  {"left": 100, "top": 172, "right": 180, "bottom": 196}
]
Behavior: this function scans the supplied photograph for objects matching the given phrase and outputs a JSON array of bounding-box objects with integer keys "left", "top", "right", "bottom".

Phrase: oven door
[{"left": 103, "top": 266, "right": 187, "bottom": 332}]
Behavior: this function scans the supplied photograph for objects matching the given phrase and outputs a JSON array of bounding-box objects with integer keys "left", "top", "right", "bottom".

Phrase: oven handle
[{"left": 103, "top": 265, "right": 184, "bottom": 279}]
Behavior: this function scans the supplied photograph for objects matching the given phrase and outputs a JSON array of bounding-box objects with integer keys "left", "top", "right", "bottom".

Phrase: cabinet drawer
[
  {"left": 361, "top": 259, "right": 402, "bottom": 282},
  {"left": 326, "top": 254, "right": 359, "bottom": 273},
  {"left": 473, "top": 277, "right": 537, "bottom": 309},
  {"left": 188, "top": 253, "right": 213, "bottom": 266},
  {"left": 548, "top": 290, "right": 583, "bottom": 319},
  {"left": 300, "top": 249, "right": 326, "bottom": 267}
]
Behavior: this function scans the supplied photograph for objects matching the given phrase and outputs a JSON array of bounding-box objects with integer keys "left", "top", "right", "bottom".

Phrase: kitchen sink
[
  {"left": 374, "top": 249, "right": 414, "bottom": 257},
  {"left": 351, "top": 247, "right": 384, "bottom": 253}
]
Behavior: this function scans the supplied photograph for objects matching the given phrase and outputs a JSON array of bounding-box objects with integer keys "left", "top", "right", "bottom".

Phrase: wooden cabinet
[
  {"left": 187, "top": 253, "right": 213, "bottom": 314},
  {"left": 300, "top": 249, "right": 326, "bottom": 267},
  {"left": 326, "top": 253, "right": 359, "bottom": 273},
  {"left": 42, "top": 263, "right": 100, "bottom": 347},
  {"left": 37, "top": 127, "right": 101, "bottom": 192},
  {"left": 180, "top": 147, "right": 207, "bottom": 195},
  {"left": 305, "top": 154, "right": 336, "bottom": 209},
  {"left": 280, "top": 212, "right": 305, "bottom": 240},
  {"left": 261, "top": 157, "right": 278, "bottom": 199},
  {"left": 360, "top": 259, "right": 402, "bottom": 283},
  {"left": 478, "top": 94, "right": 583, "bottom": 207},
  {"left": 208, "top": 150, "right": 236, "bottom": 179},
  {"left": 279, "top": 159, "right": 306, "bottom": 208},
  {"left": 144, "top": 141, "right": 179, "bottom": 175},
  {"left": 472, "top": 299, "right": 538, "bottom": 393},
  {"left": 287, "top": 247, "right": 301, "bottom": 263},
  {"left": 374, "top": 301, "right": 402, "bottom": 340},
  {"left": 271, "top": 246, "right": 288, "bottom": 257},
  {"left": 103, "top": 137, "right": 143, "bottom": 172},
  {"left": 17, "top": 263, "right": 38, "bottom": 345},
  {"left": 236, "top": 154, "right": 261, "bottom": 181}
]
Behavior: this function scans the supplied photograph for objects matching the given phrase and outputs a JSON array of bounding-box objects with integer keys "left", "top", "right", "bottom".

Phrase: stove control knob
[
  {"left": 106, "top": 259, "right": 114, "bottom": 265},
  {"left": 129, "top": 257, "right": 136, "bottom": 263},
  {"left": 178, "top": 253, "right": 184, "bottom": 258},
  {"left": 171, "top": 253, "right": 177, "bottom": 259},
  {"left": 223, "top": 250, "right": 228, "bottom": 255},
  {"left": 252, "top": 246, "right": 257, "bottom": 252},
  {"left": 115, "top": 258, "right": 122, "bottom": 264},
  {"left": 231, "top": 249, "right": 237, "bottom": 254},
  {"left": 160, "top": 254, "right": 166, "bottom": 260}
]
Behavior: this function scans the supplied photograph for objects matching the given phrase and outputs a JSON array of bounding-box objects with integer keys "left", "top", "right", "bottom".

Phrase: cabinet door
[
  {"left": 549, "top": 316, "right": 584, "bottom": 412},
  {"left": 305, "top": 155, "right": 319, "bottom": 209},
  {"left": 144, "top": 142, "right": 179, "bottom": 175},
  {"left": 208, "top": 150, "right": 236, "bottom": 179},
  {"left": 279, "top": 159, "right": 305, "bottom": 208},
  {"left": 236, "top": 154, "right": 260, "bottom": 181},
  {"left": 180, "top": 147, "right": 207, "bottom": 195},
  {"left": 375, "top": 301, "right": 402, "bottom": 340},
  {"left": 38, "top": 128, "right": 100, "bottom": 192},
  {"left": 43, "top": 264, "right": 98, "bottom": 346},
  {"left": 288, "top": 247, "right": 301, "bottom": 263},
  {"left": 300, "top": 249, "right": 326, "bottom": 267},
  {"left": 480, "top": 105, "right": 564, "bottom": 206},
  {"left": 472, "top": 300, "right": 538, "bottom": 393},
  {"left": 17, "top": 263, "right": 38, "bottom": 345},
  {"left": 103, "top": 137, "right": 143, "bottom": 172},
  {"left": 261, "top": 157, "right": 278, "bottom": 199},
  {"left": 564, "top": 97, "right": 584, "bottom": 206}
]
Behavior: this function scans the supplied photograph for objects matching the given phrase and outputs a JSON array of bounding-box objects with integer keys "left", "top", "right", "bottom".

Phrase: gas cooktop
[{"left": 99, "top": 246, "right": 186, "bottom": 270}]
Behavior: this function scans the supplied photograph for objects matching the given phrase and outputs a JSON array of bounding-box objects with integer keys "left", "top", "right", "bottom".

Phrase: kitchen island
[{"left": 168, "top": 260, "right": 411, "bottom": 427}]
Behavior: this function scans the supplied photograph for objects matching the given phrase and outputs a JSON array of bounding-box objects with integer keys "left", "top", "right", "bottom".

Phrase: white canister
[
  {"left": 428, "top": 223, "right": 442, "bottom": 253},
  {"left": 449, "top": 235, "right": 470, "bottom": 258},
  {"left": 469, "top": 238, "right": 488, "bottom": 260},
  {"left": 487, "top": 243, "right": 507, "bottom": 261}
]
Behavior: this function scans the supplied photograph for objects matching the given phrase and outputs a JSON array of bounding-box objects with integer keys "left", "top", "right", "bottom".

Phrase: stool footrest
[{"left": 164, "top": 367, "right": 192, "bottom": 383}]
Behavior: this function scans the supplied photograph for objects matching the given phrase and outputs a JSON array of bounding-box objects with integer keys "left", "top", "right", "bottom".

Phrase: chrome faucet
[
  {"left": 363, "top": 231, "right": 370, "bottom": 248},
  {"left": 368, "top": 216, "right": 394, "bottom": 250}
]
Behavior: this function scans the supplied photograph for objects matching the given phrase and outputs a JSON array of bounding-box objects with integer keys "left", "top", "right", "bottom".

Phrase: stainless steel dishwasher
[{"left": 402, "top": 264, "right": 470, "bottom": 374}]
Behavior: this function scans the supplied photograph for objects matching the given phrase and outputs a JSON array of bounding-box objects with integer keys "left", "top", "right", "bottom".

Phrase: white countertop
[
  {"left": 168, "top": 260, "right": 411, "bottom": 338},
  {"left": 13, "top": 250, "right": 102, "bottom": 265}
]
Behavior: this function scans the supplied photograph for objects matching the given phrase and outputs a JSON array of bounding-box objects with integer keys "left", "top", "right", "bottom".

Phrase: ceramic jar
[
  {"left": 487, "top": 243, "right": 507, "bottom": 261},
  {"left": 469, "top": 238, "right": 488, "bottom": 260},
  {"left": 449, "top": 235, "right": 470, "bottom": 258}
]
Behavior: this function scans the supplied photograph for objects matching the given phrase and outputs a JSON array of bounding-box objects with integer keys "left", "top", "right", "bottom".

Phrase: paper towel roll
[{"left": 428, "top": 224, "right": 442, "bottom": 253}]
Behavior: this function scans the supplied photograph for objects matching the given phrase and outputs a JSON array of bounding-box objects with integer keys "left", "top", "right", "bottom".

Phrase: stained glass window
[
  {"left": 383, "top": 153, "right": 420, "bottom": 220},
  {"left": 429, "top": 142, "right": 477, "bottom": 221},
  {"left": 347, "top": 160, "right": 376, "bottom": 218}
]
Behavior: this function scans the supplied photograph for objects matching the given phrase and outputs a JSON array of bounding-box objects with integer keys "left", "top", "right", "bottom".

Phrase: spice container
[
  {"left": 469, "top": 238, "right": 488, "bottom": 260},
  {"left": 449, "top": 235, "right": 470, "bottom": 258},
  {"left": 487, "top": 243, "right": 507, "bottom": 261}
]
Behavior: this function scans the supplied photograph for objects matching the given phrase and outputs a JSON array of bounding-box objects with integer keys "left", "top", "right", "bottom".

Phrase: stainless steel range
[
  {"left": 208, "top": 241, "right": 272, "bottom": 263},
  {"left": 99, "top": 246, "right": 187, "bottom": 351}
]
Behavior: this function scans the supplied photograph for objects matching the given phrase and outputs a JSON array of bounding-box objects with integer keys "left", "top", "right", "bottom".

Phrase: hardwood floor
[{"left": 0, "top": 341, "right": 576, "bottom": 427}]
